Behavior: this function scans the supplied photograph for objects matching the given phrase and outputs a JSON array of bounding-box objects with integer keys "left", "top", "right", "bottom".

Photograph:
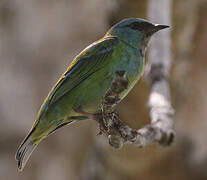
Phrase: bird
[{"left": 15, "top": 18, "right": 169, "bottom": 171}]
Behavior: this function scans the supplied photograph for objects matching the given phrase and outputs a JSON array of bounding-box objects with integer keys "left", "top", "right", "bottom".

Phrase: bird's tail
[{"left": 15, "top": 127, "right": 38, "bottom": 171}]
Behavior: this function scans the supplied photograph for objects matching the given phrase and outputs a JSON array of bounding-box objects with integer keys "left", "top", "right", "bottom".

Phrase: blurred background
[{"left": 1, "top": 0, "right": 207, "bottom": 179}]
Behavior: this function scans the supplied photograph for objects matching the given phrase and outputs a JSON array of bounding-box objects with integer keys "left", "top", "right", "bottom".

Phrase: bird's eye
[{"left": 129, "top": 22, "right": 140, "bottom": 30}]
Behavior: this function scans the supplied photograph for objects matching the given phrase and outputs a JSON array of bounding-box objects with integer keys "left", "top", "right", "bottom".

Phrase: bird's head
[{"left": 106, "top": 18, "right": 169, "bottom": 49}]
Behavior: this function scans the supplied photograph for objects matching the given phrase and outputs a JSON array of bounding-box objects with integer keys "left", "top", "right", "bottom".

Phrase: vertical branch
[
  {"left": 147, "top": 0, "right": 175, "bottom": 144},
  {"left": 148, "top": 0, "right": 172, "bottom": 74}
]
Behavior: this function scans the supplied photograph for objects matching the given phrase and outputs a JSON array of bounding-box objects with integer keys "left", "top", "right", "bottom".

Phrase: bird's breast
[{"left": 116, "top": 48, "right": 145, "bottom": 100}]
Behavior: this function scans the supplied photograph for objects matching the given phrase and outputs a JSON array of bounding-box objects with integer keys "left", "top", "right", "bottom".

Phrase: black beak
[
  {"left": 154, "top": 24, "right": 170, "bottom": 31},
  {"left": 147, "top": 24, "right": 169, "bottom": 36}
]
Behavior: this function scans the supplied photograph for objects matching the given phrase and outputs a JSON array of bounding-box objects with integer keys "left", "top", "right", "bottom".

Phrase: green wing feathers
[
  {"left": 16, "top": 36, "right": 119, "bottom": 171},
  {"left": 37, "top": 37, "right": 119, "bottom": 119},
  {"left": 48, "top": 37, "right": 118, "bottom": 106}
]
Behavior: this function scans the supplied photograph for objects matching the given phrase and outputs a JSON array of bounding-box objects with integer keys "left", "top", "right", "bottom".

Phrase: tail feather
[
  {"left": 16, "top": 119, "right": 74, "bottom": 171},
  {"left": 15, "top": 127, "right": 38, "bottom": 171}
]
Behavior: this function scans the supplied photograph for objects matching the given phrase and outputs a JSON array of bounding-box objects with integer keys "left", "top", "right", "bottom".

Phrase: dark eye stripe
[
  {"left": 129, "top": 22, "right": 140, "bottom": 30},
  {"left": 129, "top": 22, "right": 153, "bottom": 31}
]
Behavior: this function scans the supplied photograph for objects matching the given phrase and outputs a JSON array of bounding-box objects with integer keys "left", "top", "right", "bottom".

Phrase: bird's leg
[
  {"left": 74, "top": 108, "right": 107, "bottom": 135},
  {"left": 74, "top": 108, "right": 96, "bottom": 120}
]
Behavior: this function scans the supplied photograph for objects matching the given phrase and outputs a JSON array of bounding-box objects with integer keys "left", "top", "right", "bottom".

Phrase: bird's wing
[{"left": 37, "top": 36, "right": 119, "bottom": 119}]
